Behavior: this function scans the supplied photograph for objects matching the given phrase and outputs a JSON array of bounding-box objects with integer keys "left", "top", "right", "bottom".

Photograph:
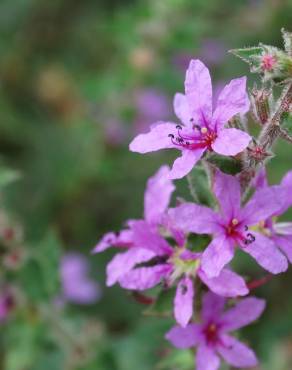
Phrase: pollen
[
  {"left": 201, "top": 127, "right": 208, "bottom": 134},
  {"left": 231, "top": 218, "right": 239, "bottom": 226}
]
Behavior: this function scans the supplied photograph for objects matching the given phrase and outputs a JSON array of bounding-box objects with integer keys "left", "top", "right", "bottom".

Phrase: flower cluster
[{"left": 95, "top": 53, "right": 292, "bottom": 370}]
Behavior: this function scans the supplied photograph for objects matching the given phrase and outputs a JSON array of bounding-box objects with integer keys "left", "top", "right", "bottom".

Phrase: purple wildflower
[
  {"left": 117, "top": 223, "right": 248, "bottom": 327},
  {"left": 170, "top": 170, "right": 289, "bottom": 278},
  {"left": 129, "top": 59, "right": 251, "bottom": 179},
  {"left": 60, "top": 253, "right": 101, "bottom": 305},
  {"left": 252, "top": 169, "right": 292, "bottom": 263},
  {"left": 0, "top": 287, "right": 16, "bottom": 322},
  {"left": 166, "top": 292, "right": 265, "bottom": 370},
  {"left": 93, "top": 165, "right": 175, "bottom": 286}
]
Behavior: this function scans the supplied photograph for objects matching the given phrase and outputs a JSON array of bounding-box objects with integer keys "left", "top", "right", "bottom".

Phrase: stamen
[
  {"left": 180, "top": 284, "right": 188, "bottom": 295},
  {"left": 201, "top": 127, "right": 208, "bottom": 134},
  {"left": 176, "top": 125, "right": 182, "bottom": 130},
  {"left": 231, "top": 218, "right": 239, "bottom": 226},
  {"left": 244, "top": 233, "right": 256, "bottom": 245}
]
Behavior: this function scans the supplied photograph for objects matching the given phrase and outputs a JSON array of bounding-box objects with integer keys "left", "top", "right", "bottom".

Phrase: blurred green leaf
[
  {"left": 207, "top": 153, "right": 242, "bottom": 175},
  {"left": 187, "top": 166, "right": 214, "bottom": 206},
  {"left": 0, "top": 166, "right": 20, "bottom": 188}
]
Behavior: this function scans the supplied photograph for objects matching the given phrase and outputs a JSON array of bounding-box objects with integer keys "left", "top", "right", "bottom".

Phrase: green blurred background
[{"left": 0, "top": 0, "right": 292, "bottom": 369}]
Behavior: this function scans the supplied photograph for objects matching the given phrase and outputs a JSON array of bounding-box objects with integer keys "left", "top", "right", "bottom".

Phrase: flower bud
[{"left": 251, "top": 85, "right": 272, "bottom": 124}]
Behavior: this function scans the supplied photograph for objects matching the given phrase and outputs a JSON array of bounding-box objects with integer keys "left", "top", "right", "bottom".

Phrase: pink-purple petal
[
  {"left": 212, "top": 76, "right": 250, "bottom": 130},
  {"left": 106, "top": 248, "right": 155, "bottom": 286},
  {"left": 168, "top": 203, "right": 220, "bottom": 235},
  {"left": 173, "top": 93, "right": 193, "bottom": 127},
  {"left": 213, "top": 170, "right": 241, "bottom": 220},
  {"left": 119, "top": 264, "right": 172, "bottom": 290},
  {"left": 169, "top": 148, "right": 205, "bottom": 179},
  {"left": 273, "top": 235, "right": 292, "bottom": 263},
  {"left": 212, "top": 128, "right": 251, "bottom": 156},
  {"left": 184, "top": 59, "right": 213, "bottom": 126},
  {"left": 165, "top": 324, "right": 202, "bottom": 349},
  {"left": 196, "top": 345, "right": 220, "bottom": 370},
  {"left": 242, "top": 186, "right": 286, "bottom": 225},
  {"left": 201, "top": 292, "right": 225, "bottom": 322},
  {"left": 129, "top": 122, "right": 178, "bottom": 153},
  {"left": 131, "top": 220, "right": 173, "bottom": 255},
  {"left": 242, "top": 232, "right": 288, "bottom": 274},
  {"left": 218, "top": 335, "right": 258, "bottom": 368},
  {"left": 221, "top": 297, "right": 266, "bottom": 331},
  {"left": 199, "top": 268, "right": 248, "bottom": 297},
  {"left": 174, "top": 277, "right": 194, "bottom": 327},
  {"left": 201, "top": 234, "right": 235, "bottom": 278},
  {"left": 144, "top": 165, "right": 175, "bottom": 225}
]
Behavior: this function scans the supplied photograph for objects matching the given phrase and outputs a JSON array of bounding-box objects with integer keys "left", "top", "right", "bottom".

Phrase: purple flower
[
  {"left": 94, "top": 166, "right": 248, "bottom": 327},
  {"left": 0, "top": 288, "right": 15, "bottom": 322},
  {"left": 166, "top": 292, "right": 265, "bottom": 370},
  {"left": 252, "top": 169, "right": 292, "bottom": 264},
  {"left": 117, "top": 224, "right": 248, "bottom": 327},
  {"left": 60, "top": 253, "right": 101, "bottom": 305},
  {"left": 170, "top": 170, "right": 289, "bottom": 278},
  {"left": 93, "top": 165, "right": 175, "bottom": 285},
  {"left": 134, "top": 89, "right": 170, "bottom": 135},
  {"left": 129, "top": 59, "right": 251, "bottom": 179}
]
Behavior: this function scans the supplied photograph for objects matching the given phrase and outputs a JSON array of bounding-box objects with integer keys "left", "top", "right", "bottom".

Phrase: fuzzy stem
[{"left": 240, "top": 83, "right": 292, "bottom": 191}]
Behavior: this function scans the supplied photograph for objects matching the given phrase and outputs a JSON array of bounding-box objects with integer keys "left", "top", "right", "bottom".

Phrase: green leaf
[
  {"left": 187, "top": 166, "right": 214, "bottom": 206},
  {"left": 207, "top": 153, "right": 242, "bottom": 175},
  {"left": 281, "top": 112, "right": 292, "bottom": 136},
  {"left": 157, "top": 348, "right": 194, "bottom": 370},
  {"left": 230, "top": 46, "right": 263, "bottom": 66}
]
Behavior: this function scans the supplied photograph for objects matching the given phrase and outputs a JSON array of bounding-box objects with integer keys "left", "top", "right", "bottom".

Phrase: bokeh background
[{"left": 0, "top": 0, "right": 292, "bottom": 369}]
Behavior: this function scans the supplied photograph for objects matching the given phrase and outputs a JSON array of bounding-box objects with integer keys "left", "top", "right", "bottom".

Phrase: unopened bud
[{"left": 251, "top": 86, "right": 272, "bottom": 124}]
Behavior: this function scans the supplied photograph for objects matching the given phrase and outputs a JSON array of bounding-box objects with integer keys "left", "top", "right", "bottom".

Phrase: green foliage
[{"left": 207, "top": 153, "right": 243, "bottom": 175}]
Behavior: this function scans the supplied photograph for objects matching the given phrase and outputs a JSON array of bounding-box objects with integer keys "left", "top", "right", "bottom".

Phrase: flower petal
[
  {"left": 106, "top": 248, "right": 155, "bottom": 286},
  {"left": 119, "top": 264, "right": 172, "bottom": 290},
  {"left": 201, "top": 234, "right": 235, "bottom": 278},
  {"left": 144, "top": 165, "right": 175, "bottom": 225},
  {"left": 169, "top": 148, "right": 205, "bottom": 179},
  {"left": 199, "top": 268, "right": 248, "bottom": 297},
  {"left": 174, "top": 277, "right": 194, "bottom": 327},
  {"left": 212, "top": 77, "right": 250, "bottom": 130},
  {"left": 196, "top": 345, "right": 220, "bottom": 370},
  {"left": 173, "top": 93, "right": 193, "bottom": 127},
  {"left": 242, "top": 232, "right": 288, "bottom": 274},
  {"left": 131, "top": 220, "right": 173, "bottom": 255},
  {"left": 165, "top": 324, "right": 202, "bottom": 349},
  {"left": 168, "top": 203, "right": 220, "bottom": 234},
  {"left": 221, "top": 297, "right": 266, "bottom": 331},
  {"left": 201, "top": 292, "right": 225, "bottom": 322},
  {"left": 129, "top": 122, "right": 178, "bottom": 153},
  {"left": 93, "top": 230, "right": 133, "bottom": 253},
  {"left": 217, "top": 335, "right": 258, "bottom": 368},
  {"left": 213, "top": 170, "right": 241, "bottom": 220},
  {"left": 242, "top": 186, "right": 286, "bottom": 225},
  {"left": 272, "top": 235, "right": 292, "bottom": 264},
  {"left": 184, "top": 59, "right": 213, "bottom": 126},
  {"left": 212, "top": 128, "right": 251, "bottom": 156}
]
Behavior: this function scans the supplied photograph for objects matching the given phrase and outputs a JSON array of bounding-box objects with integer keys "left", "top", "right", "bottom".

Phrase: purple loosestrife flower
[
  {"left": 118, "top": 224, "right": 248, "bottom": 327},
  {"left": 129, "top": 59, "right": 251, "bottom": 179},
  {"left": 93, "top": 165, "right": 175, "bottom": 287},
  {"left": 252, "top": 169, "right": 292, "bottom": 263},
  {"left": 166, "top": 292, "right": 265, "bottom": 370},
  {"left": 170, "top": 170, "right": 289, "bottom": 278},
  {"left": 60, "top": 253, "right": 101, "bottom": 304},
  {"left": 0, "top": 288, "right": 15, "bottom": 322}
]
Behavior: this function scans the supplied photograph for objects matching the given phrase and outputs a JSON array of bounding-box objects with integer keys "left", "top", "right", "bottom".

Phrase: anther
[
  {"left": 201, "top": 127, "right": 208, "bottom": 134},
  {"left": 168, "top": 134, "right": 175, "bottom": 138},
  {"left": 231, "top": 218, "right": 239, "bottom": 226},
  {"left": 176, "top": 125, "right": 182, "bottom": 130}
]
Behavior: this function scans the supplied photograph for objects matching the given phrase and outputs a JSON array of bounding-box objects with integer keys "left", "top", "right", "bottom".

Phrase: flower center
[
  {"left": 225, "top": 219, "right": 256, "bottom": 246},
  {"left": 261, "top": 54, "right": 277, "bottom": 72},
  {"left": 204, "top": 323, "right": 219, "bottom": 345},
  {"left": 169, "top": 248, "right": 200, "bottom": 283},
  {"left": 168, "top": 124, "right": 217, "bottom": 151}
]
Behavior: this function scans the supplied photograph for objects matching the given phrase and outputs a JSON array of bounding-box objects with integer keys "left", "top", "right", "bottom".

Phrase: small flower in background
[
  {"left": 171, "top": 170, "right": 289, "bottom": 278},
  {"left": 252, "top": 169, "right": 292, "bottom": 264},
  {"left": 166, "top": 292, "right": 265, "bottom": 370},
  {"left": 130, "top": 59, "right": 251, "bottom": 179},
  {"left": 103, "top": 119, "right": 127, "bottom": 147},
  {"left": 134, "top": 88, "right": 170, "bottom": 134},
  {"left": 199, "top": 38, "right": 226, "bottom": 66},
  {"left": 60, "top": 253, "right": 101, "bottom": 305},
  {"left": 0, "top": 286, "right": 17, "bottom": 323}
]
